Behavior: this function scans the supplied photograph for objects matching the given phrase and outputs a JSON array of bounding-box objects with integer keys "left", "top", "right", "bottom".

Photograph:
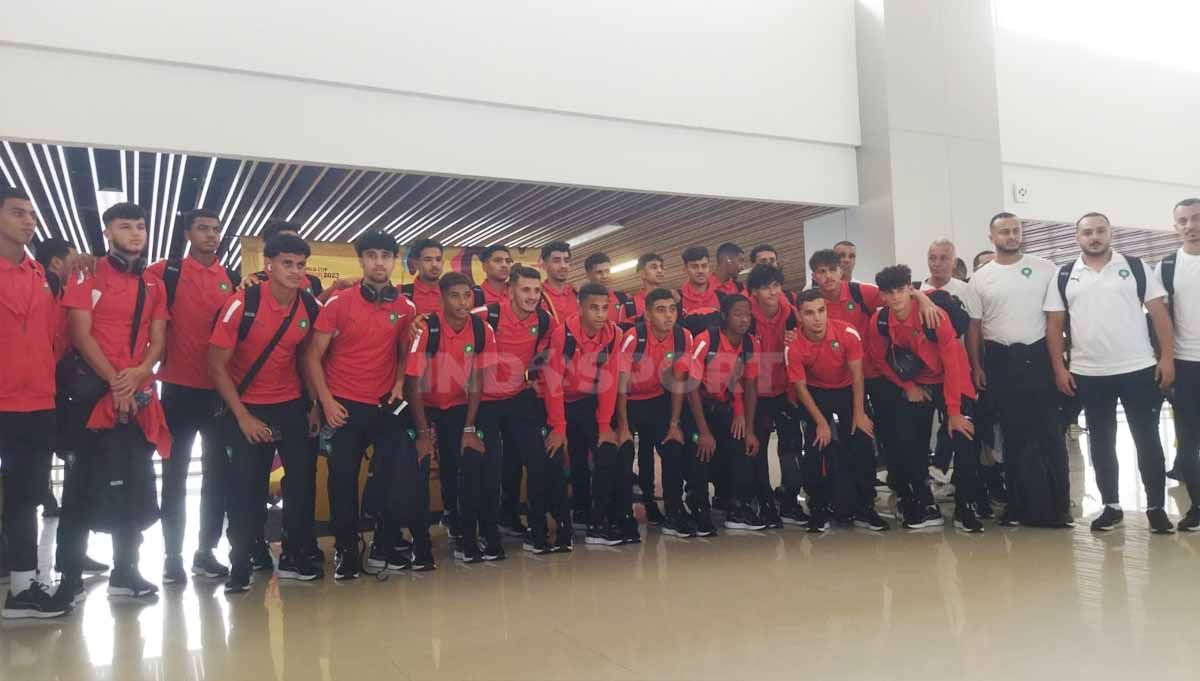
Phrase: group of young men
[{"left": 1, "top": 183, "right": 1197, "bottom": 620}]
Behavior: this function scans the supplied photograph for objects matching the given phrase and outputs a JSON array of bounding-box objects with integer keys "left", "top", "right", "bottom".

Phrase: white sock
[
  {"left": 1106, "top": 503, "right": 1122, "bottom": 511},
  {"left": 10, "top": 570, "right": 35, "bottom": 595}
]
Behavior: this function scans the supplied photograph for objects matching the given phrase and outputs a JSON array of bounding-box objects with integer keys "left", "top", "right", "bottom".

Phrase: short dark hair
[
  {"left": 583, "top": 252, "right": 611, "bottom": 272},
  {"left": 988, "top": 212, "right": 1017, "bottom": 229},
  {"left": 261, "top": 219, "right": 301, "bottom": 240},
  {"left": 1075, "top": 212, "right": 1110, "bottom": 229},
  {"left": 509, "top": 264, "right": 542, "bottom": 285},
  {"left": 795, "top": 288, "right": 823, "bottom": 306},
  {"left": 834, "top": 240, "right": 856, "bottom": 250},
  {"left": 720, "top": 291, "right": 750, "bottom": 317},
  {"left": 875, "top": 264, "right": 912, "bottom": 292},
  {"left": 35, "top": 238, "right": 73, "bottom": 267},
  {"left": 410, "top": 237, "right": 443, "bottom": 258},
  {"left": 0, "top": 187, "right": 31, "bottom": 208},
  {"left": 577, "top": 282, "right": 608, "bottom": 303},
  {"left": 439, "top": 271, "right": 471, "bottom": 293},
  {"left": 480, "top": 244, "right": 510, "bottom": 261},
  {"left": 102, "top": 202, "right": 145, "bottom": 227},
  {"left": 746, "top": 264, "right": 784, "bottom": 292},
  {"left": 354, "top": 230, "right": 399, "bottom": 256},
  {"left": 716, "top": 242, "right": 743, "bottom": 260},
  {"left": 748, "top": 244, "right": 777, "bottom": 262},
  {"left": 182, "top": 209, "right": 220, "bottom": 231},
  {"left": 808, "top": 248, "right": 841, "bottom": 271},
  {"left": 681, "top": 246, "right": 709, "bottom": 265},
  {"left": 637, "top": 253, "right": 663, "bottom": 271},
  {"left": 645, "top": 288, "right": 675, "bottom": 309},
  {"left": 263, "top": 234, "right": 311, "bottom": 259},
  {"left": 972, "top": 250, "right": 995, "bottom": 269},
  {"left": 540, "top": 240, "right": 571, "bottom": 262},
  {"left": 1175, "top": 198, "right": 1200, "bottom": 210}
]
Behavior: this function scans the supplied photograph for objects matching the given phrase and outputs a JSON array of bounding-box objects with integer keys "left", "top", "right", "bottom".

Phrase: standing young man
[
  {"left": 631, "top": 253, "right": 667, "bottom": 319},
  {"left": 476, "top": 266, "right": 569, "bottom": 554},
  {"left": 539, "top": 240, "right": 577, "bottom": 322},
  {"left": 616, "top": 289, "right": 707, "bottom": 537},
  {"left": 243, "top": 220, "right": 326, "bottom": 299},
  {"left": 474, "top": 244, "right": 512, "bottom": 306},
  {"left": 866, "top": 265, "right": 984, "bottom": 532},
  {"left": 744, "top": 265, "right": 801, "bottom": 526},
  {"left": 303, "top": 231, "right": 422, "bottom": 578},
  {"left": 0, "top": 188, "right": 76, "bottom": 618},
  {"left": 715, "top": 242, "right": 746, "bottom": 295},
  {"left": 834, "top": 241, "right": 858, "bottom": 282},
  {"left": 965, "top": 213, "right": 1071, "bottom": 527},
  {"left": 146, "top": 209, "right": 238, "bottom": 585},
  {"left": 1045, "top": 212, "right": 1176, "bottom": 534},
  {"left": 786, "top": 289, "right": 887, "bottom": 532},
  {"left": 553, "top": 284, "right": 622, "bottom": 541},
  {"left": 406, "top": 272, "right": 497, "bottom": 561},
  {"left": 678, "top": 246, "right": 721, "bottom": 317},
  {"left": 583, "top": 252, "right": 635, "bottom": 326},
  {"left": 1159, "top": 198, "right": 1200, "bottom": 531},
  {"left": 210, "top": 234, "right": 322, "bottom": 592},
  {"left": 62, "top": 202, "right": 172, "bottom": 597},
  {"left": 402, "top": 237, "right": 444, "bottom": 315},
  {"left": 32, "top": 237, "right": 74, "bottom": 519}
]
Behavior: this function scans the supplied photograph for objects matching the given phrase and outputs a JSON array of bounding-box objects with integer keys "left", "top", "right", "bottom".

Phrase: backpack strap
[
  {"left": 163, "top": 257, "right": 183, "bottom": 309},
  {"left": 424, "top": 313, "right": 442, "bottom": 357},
  {"left": 875, "top": 307, "right": 890, "bottom": 338},
  {"left": 563, "top": 326, "right": 578, "bottom": 362},
  {"left": 129, "top": 276, "right": 147, "bottom": 355},
  {"left": 632, "top": 319, "right": 649, "bottom": 364},
  {"left": 535, "top": 308, "right": 552, "bottom": 351},
  {"left": 672, "top": 324, "right": 686, "bottom": 356},
  {"left": 299, "top": 291, "right": 320, "bottom": 324},
  {"left": 704, "top": 327, "right": 721, "bottom": 368},
  {"left": 1126, "top": 255, "right": 1147, "bottom": 303},
  {"left": 485, "top": 303, "right": 501, "bottom": 331},
  {"left": 614, "top": 290, "right": 636, "bottom": 319},
  {"left": 473, "top": 286, "right": 486, "bottom": 308},
  {"left": 471, "top": 315, "right": 486, "bottom": 353},
  {"left": 1057, "top": 261, "right": 1075, "bottom": 312},
  {"left": 238, "top": 285, "right": 263, "bottom": 342},
  {"left": 527, "top": 308, "right": 554, "bottom": 379},
  {"left": 401, "top": 283, "right": 415, "bottom": 299},
  {"left": 235, "top": 292, "right": 303, "bottom": 396},
  {"left": 785, "top": 308, "right": 798, "bottom": 331},
  {"left": 1162, "top": 251, "right": 1178, "bottom": 318},
  {"left": 848, "top": 281, "right": 866, "bottom": 310}
]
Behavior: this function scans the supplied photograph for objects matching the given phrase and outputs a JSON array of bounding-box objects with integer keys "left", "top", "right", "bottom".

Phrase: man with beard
[
  {"left": 539, "top": 241, "right": 577, "bottom": 322},
  {"left": 402, "top": 238, "right": 444, "bottom": 315}
]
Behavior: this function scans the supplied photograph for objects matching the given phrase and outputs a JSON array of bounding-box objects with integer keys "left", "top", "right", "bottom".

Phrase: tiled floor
[{"left": 2, "top": 411, "right": 1197, "bottom": 681}]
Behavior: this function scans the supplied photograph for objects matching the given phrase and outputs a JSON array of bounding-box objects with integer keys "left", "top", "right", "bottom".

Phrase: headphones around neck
[
  {"left": 107, "top": 251, "right": 147, "bottom": 275},
  {"left": 360, "top": 281, "right": 398, "bottom": 304}
]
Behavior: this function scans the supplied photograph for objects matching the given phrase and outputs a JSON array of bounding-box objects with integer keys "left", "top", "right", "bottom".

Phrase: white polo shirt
[
  {"left": 1042, "top": 250, "right": 1166, "bottom": 377},
  {"left": 1154, "top": 247, "right": 1200, "bottom": 362},
  {"left": 921, "top": 276, "right": 981, "bottom": 319},
  {"left": 968, "top": 254, "right": 1057, "bottom": 346}
]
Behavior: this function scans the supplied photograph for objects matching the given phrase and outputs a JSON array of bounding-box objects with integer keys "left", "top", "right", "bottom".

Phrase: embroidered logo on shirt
[
  {"left": 389, "top": 312, "right": 399, "bottom": 323},
  {"left": 464, "top": 344, "right": 474, "bottom": 354},
  {"left": 219, "top": 282, "right": 231, "bottom": 291},
  {"left": 1021, "top": 267, "right": 1032, "bottom": 278},
  {"left": 665, "top": 352, "right": 676, "bottom": 360},
  {"left": 299, "top": 319, "right": 309, "bottom": 329},
  {"left": 529, "top": 325, "right": 538, "bottom": 335},
  {"left": 831, "top": 340, "right": 841, "bottom": 350},
  {"left": 1118, "top": 269, "right": 1131, "bottom": 279},
  {"left": 846, "top": 302, "right": 855, "bottom": 310}
]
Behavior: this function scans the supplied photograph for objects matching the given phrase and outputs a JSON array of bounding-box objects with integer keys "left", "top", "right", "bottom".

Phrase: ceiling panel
[{"left": 1020, "top": 220, "right": 1182, "bottom": 265}]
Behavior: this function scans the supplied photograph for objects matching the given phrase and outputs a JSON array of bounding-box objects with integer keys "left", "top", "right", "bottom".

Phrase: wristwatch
[{"left": 462, "top": 425, "right": 476, "bottom": 434}]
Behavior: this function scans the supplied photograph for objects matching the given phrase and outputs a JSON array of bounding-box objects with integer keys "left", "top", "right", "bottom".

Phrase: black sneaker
[
  {"left": 499, "top": 514, "right": 528, "bottom": 538},
  {"left": 453, "top": 540, "right": 483, "bottom": 564},
  {"left": 552, "top": 520, "right": 574, "bottom": 553},
  {"left": 780, "top": 506, "right": 810, "bottom": 526},
  {"left": 662, "top": 511, "right": 698, "bottom": 538},
  {"left": 334, "top": 548, "right": 360, "bottom": 580},
  {"left": 481, "top": 543, "right": 507, "bottom": 561},
  {"left": 1090, "top": 506, "right": 1124, "bottom": 532},
  {"left": 954, "top": 504, "right": 984, "bottom": 533},
  {"left": 693, "top": 510, "right": 719, "bottom": 537},
  {"left": 643, "top": 501, "right": 666, "bottom": 526},
  {"left": 902, "top": 503, "right": 943, "bottom": 529},
  {"left": 250, "top": 542, "right": 275, "bottom": 571},
  {"left": 163, "top": 555, "right": 188, "bottom": 585},
  {"left": 725, "top": 504, "right": 768, "bottom": 531},
  {"left": 853, "top": 508, "right": 890, "bottom": 532},
  {"left": 411, "top": 545, "right": 437, "bottom": 571},
  {"left": 276, "top": 553, "right": 322, "bottom": 581},
  {"left": 808, "top": 508, "right": 831, "bottom": 534},
  {"left": 57, "top": 574, "right": 86, "bottom": 605},
  {"left": 976, "top": 502, "right": 995, "bottom": 520},
  {"left": 1179, "top": 507, "right": 1200, "bottom": 532},
  {"left": 1147, "top": 508, "right": 1175, "bottom": 535},
  {"left": 585, "top": 525, "right": 623, "bottom": 546},
  {"left": 2, "top": 581, "right": 73, "bottom": 619},
  {"left": 80, "top": 556, "right": 110, "bottom": 575},
  {"left": 761, "top": 505, "right": 784, "bottom": 529},
  {"left": 523, "top": 530, "right": 553, "bottom": 555},
  {"left": 224, "top": 568, "right": 252, "bottom": 594},
  {"left": 619, "top": 516, "right": 642, "bottom": 544},
  {"left": 107, "top": 569, "right": 159, "bottom": 598},
  {"left": 997, "top": 510, "right": 1021, "bottom": 527},
  {"left": 442, "top": 512, "right": 463, "bottom": 540},
  {"left": 366, "top": 546, "right": 410, "bottom": 573},
  {"left": 192, "top": 551, "right": 231, "bottom": 579}
]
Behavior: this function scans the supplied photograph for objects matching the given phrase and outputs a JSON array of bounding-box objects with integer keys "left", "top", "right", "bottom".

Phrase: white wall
[
  {"left": 0, "top": 0, "right": 861, "bottom": 207},
  {"left": 995, "top": 27, "right": 1200, "bottom": 229}
]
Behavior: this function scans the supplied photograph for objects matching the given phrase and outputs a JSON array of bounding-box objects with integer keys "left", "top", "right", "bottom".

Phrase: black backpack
[
  {"left": 1160, "top": 251, "right": 1178, "bottom": 319},
  {"left": 162, "top": 257, "right": 238, "bottom": 309},
  {"left": 423, "top": 314, "right": 487, "bottom": 358},
  {"left": 613, "top": 290, "right": 637, "bottom": 320},
  {"left": 1056, "top": 255, "right": 1155, "bottom": 357},
  {"left": 484, "top": 302, "right": 552, "bottom": 377},
  {"left": 232, "top": 285, "right": 321, "bottom": 343},
  {"left": 701, "top": 327, "right": 754, "bottom": 397},
  {"left": 564, "top": 325, "right": 616, "bottom": 394},
  {"left": 631, "top": 319, "right": 687, "bottom": 365},
  {"left": 924, "top": 289, "right": 970, "bottom": 338}
]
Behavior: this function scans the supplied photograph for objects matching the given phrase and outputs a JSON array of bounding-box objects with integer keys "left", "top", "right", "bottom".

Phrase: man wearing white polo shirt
[
  {"left": 966, "top": 213, "right": 1071, "bottom": 527},
  {"left": 1158, "top": 198, "right": 1200, "bottom": 531},
  {"left": 1044, "top": 212, "right": 1176, "bottom": 534}
]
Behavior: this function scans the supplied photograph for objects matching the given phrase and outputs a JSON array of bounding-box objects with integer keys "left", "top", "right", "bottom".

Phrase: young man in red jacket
[
  {"left": 630, "top": 252, "right": 667, "bottom": 320},
  {"left": 210, "top": 234, "right": 322, "bottom": 592},
  {"left": 678, "top": 246, "right": 721, "bottom": 317},
  {"left": 539, "top": 240, "right": 577, "bottom": 322},
  {"left": 473, "top": 244, "right": 512, "bottom": 307},
  {"left": 553, "top": 283, "right": 622, "bottom": 543},
  {"left": 0, "top": 188, "right": 76, "bottom": 618},
  {"left": 402, "top": 237, "right": 444, "bottom": 315},
  {"left": 302, "top": 231, "right": 421, "bottom": 578},
  {"left": 786, "top": 289, "right": 888, "bottom": 532},
  {"left": 62, "top": 202, "right": 171, "bottom": 599},
  {"left": 146, "top": 209, "right": 237, "bottom": 585},
  {"left": 865, "top": 265, "right": 983, "bottom": 532},
  {"left": 616, "top": 288, "right": 708, "bottom": 537},
  {"left": 406, "top": 272, "right": 497, "bottom": 562},
  {"left": 745, "top": 265, "right": 804, "bottom": 526},
  {"left": 584, "top": 253, "right": 636, "bottom": 326},
  {"left": 476, "top": 266, "right": 569, "bottom": 554},
  {"left": 715, "top": 242, "right": 746, "bottom": 296}
]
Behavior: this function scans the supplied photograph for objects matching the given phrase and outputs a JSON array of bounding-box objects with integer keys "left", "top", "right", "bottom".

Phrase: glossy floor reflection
[{"left": 2, "top": 410, "right": 1198, "bottom": 681}]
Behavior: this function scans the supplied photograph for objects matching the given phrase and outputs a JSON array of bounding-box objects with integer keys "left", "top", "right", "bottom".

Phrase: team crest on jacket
[
  {"left": 299, "top": 319, "right": 309, "bottom": 329},
  {"left": 529, "top": 326, "right": 538, "bottom": 335},
  {"left": 831, "top": 340, "right": 841, "bottom": 350},
  {"left": 1118, "top": 269, "right": 1130, "bottom": 279},
  {"left": 846, "top": 302, "right": 855, "bottom": 310},
  {"left": 1020, "top": 267, "right": 1032, "bottom": 278},
  {"left": 465, "top": 344, "right": 474, "bottom": 354},
  {"left": 389, "top": 312, "right": 399, "bottom": 323},
  {"left": 220, "top": 281, "right": 231, "bottom": 291}
]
